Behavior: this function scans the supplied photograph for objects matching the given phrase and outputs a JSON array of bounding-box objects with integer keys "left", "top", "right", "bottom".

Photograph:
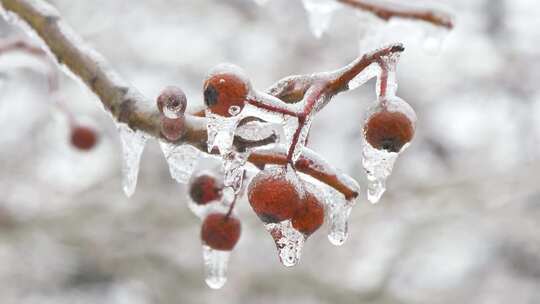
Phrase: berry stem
[
  {"left": 225, "top": 191, "right": 237, "bottom": 220},
  {"left": 377, "top": 58, "right": 389, "bottom": 100}
]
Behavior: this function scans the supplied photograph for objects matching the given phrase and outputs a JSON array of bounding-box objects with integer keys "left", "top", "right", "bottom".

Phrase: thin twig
[{"left": 337, "top": 0, "right": 454, "bottom": 29}]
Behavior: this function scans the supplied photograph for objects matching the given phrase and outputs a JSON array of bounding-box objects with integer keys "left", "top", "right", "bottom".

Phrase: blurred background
[{"left": 1, "top": 0, "right": 540, "bottom": 303}]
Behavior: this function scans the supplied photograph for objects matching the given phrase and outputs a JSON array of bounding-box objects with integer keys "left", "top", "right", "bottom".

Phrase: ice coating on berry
[
  {"left": 292, "top": 188, "right": 325, "bottom": 236},
  {"left": 160, "top": 117, "right": 185, "bottom": 141},
  {"left": 362, "top": 97, "right": 416, "bottom": 203},
  {"left": 157, "top": 86, "right": 187, "bottom": 119},
  {"left": 189, "top": 173, "right": 223, "bottom": 205},
  {"left": 202, "top": 245, "right": 231, "bottom": 289},
  {"left": 159, "top": 142, "right": 200, "bottom": 184},
  {"left": 70, "top": 126, "right": 97, "bottom": 151},
  {"left": 203, "top": 63, "right": 251, "bottom": 117},
  {"left": 201, "top": 213, "right": 241, "bottom": 251},
  {"left": 248, "top": 165, "right": 304, "bottom": 223},
  {"left": 364, "top": 110, "right": 414, "bottom": 152},
  {"left": 301, "top": 0, "right": 341, "bottom": 38},
  {"left": 117, "top": 123, "right": 148, "bottom": 197},
  {"left": 266, "top": 220, "right": 306, "bottom": 267}
]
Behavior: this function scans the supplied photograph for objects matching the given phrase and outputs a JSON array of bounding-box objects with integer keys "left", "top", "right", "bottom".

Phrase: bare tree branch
[
  {"left": 0, "top": 0, "right": 411, "bottom": 200},
  {"left": 337, "top": 0, "right": 454, "bottom": 29}
]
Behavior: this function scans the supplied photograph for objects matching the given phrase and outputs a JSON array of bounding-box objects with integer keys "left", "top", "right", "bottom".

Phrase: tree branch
[
  {"left": 0, "top": 0, "right": 363, "bottom": 199},
  {"left": 337, "top": 0, "right": 454, "bottom": 29}
]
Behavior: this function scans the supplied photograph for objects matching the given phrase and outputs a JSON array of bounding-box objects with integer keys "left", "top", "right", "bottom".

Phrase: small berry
[
  {"left": 291, "top": 192, "right": 325, "bottom": 236},
  {"left": 201, "top": 213, "right": 241, "bottom": 251},
  {"left": 189, "top": 173, "right": 223, "bottom": 205},
  {"left": 70, "top": 126, "right": 97, "bottom": 151},
  {"left": 248, "top": 166, "right": 303, "bottom": 223},
  {"left": 157, "top": 86, "right": 187, "bottom": 119},
  {"left": 364, "top": 109, "right": 414, "bottom": 153},
  {"left": 203, "top": 63, "right": 251, "bottom": 117},
  {"left": 160, "top": 116, "right": 185, "bottom": 141}
]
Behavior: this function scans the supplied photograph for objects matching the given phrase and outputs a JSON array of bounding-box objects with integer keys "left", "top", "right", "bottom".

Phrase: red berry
[
  {"left": 189, "top": 173, "right": 223, "bottom": 205},
  {"left": 70, "top": 126, "right": 97, "bottom": 151},
  {"left": 201, "top": 213, "right": 241, "bottom": 251},
  {"left": 292, "top": 192, "right": 325, "bottom": 236},
  {"left": 203, "top": 64, "right": 250, "bottom": 117},
  {"left": 157, "top": 86, "right": 187, "bottom": 118},
  {"left": 248, "top": 166, "right": 303, "bottom": 223},
  {"left": 160, "top": 116, "right": 185, "bottom": 141},
  {"left": 364, "top": 110, "right": 414, "bottom": 152}
]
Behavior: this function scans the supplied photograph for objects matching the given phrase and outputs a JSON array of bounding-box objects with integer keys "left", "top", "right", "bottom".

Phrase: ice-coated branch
[
  {"left": 337, "top": 0, "right": 454, "bottom": 29},
  {"left": 0, "top": 0, "right": 360, "bottom": 200}
]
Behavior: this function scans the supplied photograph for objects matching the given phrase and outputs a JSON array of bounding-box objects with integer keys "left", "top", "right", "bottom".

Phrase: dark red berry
[
  {"left": 70, "top": 126, "right": 97, "bottom": 151},
  {"left": 364, "top": 110, "right": 414, "bottom": 152},
  {"left": 247, "top": 166, "right": 303, "bottom": 223},
  {"left": 189, "top": 173, "right": 223, "bottom": 205},
  {"left": 292, "top": 192, "right": 325, "bottom": 236},
  {"left": 157, "top": 86, "right": 187, "bottom": 118},
  {"left": 203, "top": 64, "right": 250, "bottom": 117},
  {"left": 201, "top": 213, "right": 241, "bottom": 251},
  {"left": 160, "top": 117, "right": 185, "bottom": 141}
]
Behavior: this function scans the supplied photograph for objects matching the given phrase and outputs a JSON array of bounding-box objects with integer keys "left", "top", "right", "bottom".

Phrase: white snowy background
[{"left": 1, "top": 0, "right": 540, "bottom": 303}]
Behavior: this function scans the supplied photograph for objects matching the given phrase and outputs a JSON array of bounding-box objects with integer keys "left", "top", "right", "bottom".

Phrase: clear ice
[
  {"left": 117, "top": 123, "right": 148, "bottom": 197},
  {"left": 265, "top": 220, "right": 305, "bottom": 267},
  {"left": 301, "top": 0, "right": 341, "bottom": 38},
  {"left": 159, "top": 142, "right": 200, "bottom": 184},
  {"left": 202, "top": 245, "right": 231, "bottom": 289},
  {"left": 323, "top": 186, "right": 356, "bottom": 246}
]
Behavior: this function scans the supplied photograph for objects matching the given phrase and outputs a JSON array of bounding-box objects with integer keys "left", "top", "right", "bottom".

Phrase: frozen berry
[
  {"left": 160, "top": 116, "right": 185, "bottom": 141},
  {"left": 201, "top": 213, "right": 241, "bottom": 251},
  {"left": 203, "top": 63, "right": 251, "bottom": 117},
  {"left": 364, "top": 110, "right": 414, "bottom": 152},
  {"left": 70, "top": 126, "right": 97, "bottom": 151},
  {"left": 189, "top": 173, "right": 223, "bottom": 205},
  {"left": 157, "top": 86, "right": 187, "bottom": 119},
  {"left": 292, "top": 192, "right": 325, "bottom": 236},
  {"left": 248, "top": 166, "right": 303, "bottom": 223}
]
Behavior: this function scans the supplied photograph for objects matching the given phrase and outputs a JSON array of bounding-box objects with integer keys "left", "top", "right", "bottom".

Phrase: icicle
[
  {"left": 202, "top": 245, "right": 231, "bottom": 289},
  {"left": 422, "top": 23, "right": 450, "bottom": 55},
  {"left": 159, "top": 142, "right": 200, "bottom": 184},
  {"left": 265, "top": 220, "right": 305, "bottom": 267},
  {"left": 222, "top": 152, "right": 249, "bottom": 193},
  {"left": 375, "top": 50, "right": 400, "bottom": 97},
  {"left": 205, "top": 110, "right": 242, "bottom": 155},
  {"left": 117, "top": 124, "right": 148, "bottom": 197},
  {"left": 362, "top": 144, "right": 398, "bottom": 203},
  {"left": 301, "top": 0, "right": 341, "bottom": 38},
  {"left": 323, "top": 186, "right": 356, "bottom": 246}
]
